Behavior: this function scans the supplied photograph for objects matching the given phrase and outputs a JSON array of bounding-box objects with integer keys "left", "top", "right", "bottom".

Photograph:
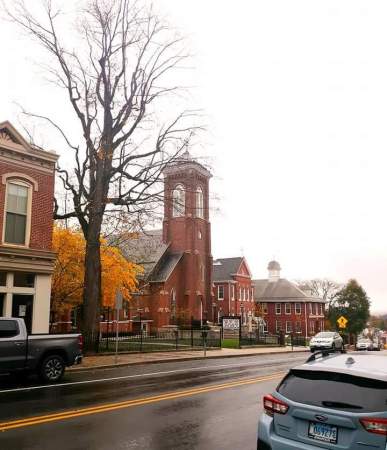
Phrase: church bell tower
[{"left": 162, "top": 151, "right": 212, "bottom": 324}]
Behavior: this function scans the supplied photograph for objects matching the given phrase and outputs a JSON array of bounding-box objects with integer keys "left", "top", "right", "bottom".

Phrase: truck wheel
[{"left": 39, "top": 355, "right": 65, "bottom": 383}]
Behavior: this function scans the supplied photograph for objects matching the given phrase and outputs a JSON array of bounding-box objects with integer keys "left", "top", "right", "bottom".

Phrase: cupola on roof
[{"left": 267, "top": 260, "right": 281, "bottom": 271}]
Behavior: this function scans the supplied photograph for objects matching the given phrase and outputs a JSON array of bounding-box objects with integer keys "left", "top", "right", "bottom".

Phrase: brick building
[
  {"left": 119, "top": 151, "right": 213, "bottom": 331},
  {"left": 0, "top": 121, "right": 57, "bottom": 333},
  {"left": 212, "top": 257, "right": 255, "bottom": 325},
  {"left": 254, "top": 261, "right": 326, "bottom": 337}
]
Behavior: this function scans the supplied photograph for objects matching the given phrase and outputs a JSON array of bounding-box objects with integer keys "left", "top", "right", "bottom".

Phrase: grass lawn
[{"left": 221, "top": 338, "right": 240, "bottom": 349}]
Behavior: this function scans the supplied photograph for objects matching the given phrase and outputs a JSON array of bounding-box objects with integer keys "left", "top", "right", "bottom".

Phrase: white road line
[{"left": 0, "top": 355, "right": 306, "bottom": 395}]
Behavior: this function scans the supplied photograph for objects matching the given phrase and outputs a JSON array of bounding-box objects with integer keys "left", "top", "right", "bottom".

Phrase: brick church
[{"left": 120, "top": 151, "right": 213, "bottom": 331}]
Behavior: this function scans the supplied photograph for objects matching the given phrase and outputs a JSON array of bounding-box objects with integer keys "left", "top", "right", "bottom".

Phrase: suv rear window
[
  {"left": 0, "top": 320, "right": 19, "bottom": 338},
  {"left": 277, "top": 370, "right": 387, "bottom": 413}
]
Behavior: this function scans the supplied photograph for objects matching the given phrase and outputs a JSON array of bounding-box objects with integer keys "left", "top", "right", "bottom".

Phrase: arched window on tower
[
  {"left": 196, "top": 186, "right": 204, "bottom": 219},
  {"left": 172, "top": 184, "right": 185, "bottom": 217},
  {"left": 170, "top": 288, "right": 177, "bottom": 323}
]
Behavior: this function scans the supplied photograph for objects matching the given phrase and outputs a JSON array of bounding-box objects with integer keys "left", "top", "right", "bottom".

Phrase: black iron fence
[
  {"left": 83, "top": 328, "right": 222, "bottom": 354},
  {"left": 239, "top": 333, "right": 280, "bottom": 346}
]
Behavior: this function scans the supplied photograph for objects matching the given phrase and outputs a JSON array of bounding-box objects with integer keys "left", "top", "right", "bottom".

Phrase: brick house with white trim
[
  {"left": 254, "top": 261, "right": 326, "bottom": 337},
  {"left": 0, "top": 121, "right": 57, "bottom": 333}
]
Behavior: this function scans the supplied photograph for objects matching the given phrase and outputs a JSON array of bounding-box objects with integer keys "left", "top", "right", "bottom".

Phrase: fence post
[
  {"left": 140, "top": 326, "right": 143, "bottom": 352},
  {"left": 191, "top": 327, "right": 194, "bottom": 348},
  {"left": 174, "top": 329, "right": 178, "bottom": 351}
]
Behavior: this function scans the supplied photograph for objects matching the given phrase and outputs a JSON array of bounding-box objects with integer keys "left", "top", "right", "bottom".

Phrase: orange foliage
[{"left": 52, "top": 226, "right": 141, "bottom": 313}]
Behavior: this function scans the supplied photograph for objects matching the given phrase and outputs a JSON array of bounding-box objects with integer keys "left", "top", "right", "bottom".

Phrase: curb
[{"left": 68, "top": 348, "right": 309, "bottom": 373}]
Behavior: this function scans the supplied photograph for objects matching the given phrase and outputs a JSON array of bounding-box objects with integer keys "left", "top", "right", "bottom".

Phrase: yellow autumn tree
[{"left": 52, "top": 226, "right": 141, "bottom": 314}]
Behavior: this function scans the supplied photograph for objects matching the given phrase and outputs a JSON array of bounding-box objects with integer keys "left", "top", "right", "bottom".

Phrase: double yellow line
[{"left": 0, "top": 372, "right": 284, "bottom": 432}]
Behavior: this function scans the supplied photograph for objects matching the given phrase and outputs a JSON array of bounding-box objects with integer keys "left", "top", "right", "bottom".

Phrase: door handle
[{"left": 14, "top": 342, "right": 24, "bottom": 346}]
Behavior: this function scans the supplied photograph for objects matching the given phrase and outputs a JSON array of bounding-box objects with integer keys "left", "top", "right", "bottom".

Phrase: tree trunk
[{"left": 82, "top": 216, "right": 103, "bottom": 352}]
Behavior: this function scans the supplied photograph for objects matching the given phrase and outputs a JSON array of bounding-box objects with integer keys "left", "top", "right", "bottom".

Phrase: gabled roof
[
  {"left": 149, "top": 252, "right": 183, "bottom": 283},
  {"left": 0, "top": 120, "right": 58, "bottom": 162},
  {"left": 118, "top": 230, "right": 168, "bottom": 280},
  {"left": 213, "top": 257, "right": 251, "bottom": 281},
  {"left": 253, "top": 278, "right": 325, "bottom": 303}
]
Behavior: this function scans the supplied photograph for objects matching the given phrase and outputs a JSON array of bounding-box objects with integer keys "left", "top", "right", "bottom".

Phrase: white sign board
[{"left": 222, "top": 318, "right": 240, "bottom": 330}]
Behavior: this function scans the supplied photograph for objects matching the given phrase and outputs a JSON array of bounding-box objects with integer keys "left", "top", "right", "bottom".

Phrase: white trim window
[
  {"left": 310, "top": 321, "right": 315, "bottom": 334},
  {"left": 172, "top": 184, "right": 185, "bottom": 217},
  {"left": 295, "top": 321, "right": 301, "bottom": 333},
  {"left": 3, "top": 180, "right": 31, "bottom": 246},
  {"left": 295, "top": 303, "right": 301, "bottom": 315},
  {"left": 275, "top": 320, "right": 282, "bottom": 333},
  {"left": 286, "top": 321, "right": 292, "bottom": 333},
  {"left": 239, "top": 287, "right": 242, "bottom": 300},
  {"left": 309, "top": 303, "right": 313, "bottom": 315},
  {"left": 196, "top": 186, "right": 204, "bottom": 219},
  {"left": 231, "top": 285, "right": 235, "bottom": 301},
  {"left": 246, "top": 288, "right": 249, "bottom": 301},
  {"left": 218, "top": 285, "right": 224, "bottom": 300},
  {"left": 320, "top": 304, "right": 324, "bottom": 315},
  {"left": 275, "top": 303, "right": 281, "bottom": 315},
  {"left": 285, "top": 303, "right": 291, "bottom": 315}
]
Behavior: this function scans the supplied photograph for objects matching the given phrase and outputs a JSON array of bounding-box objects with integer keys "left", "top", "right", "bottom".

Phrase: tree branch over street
[{"left": 5, "top": 0, "right": 202, "bottom": 338}]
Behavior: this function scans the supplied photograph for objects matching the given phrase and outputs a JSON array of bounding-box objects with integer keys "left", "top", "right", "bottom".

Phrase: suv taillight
[
  {"left": 263, "top": 394, "right": 289, "bottom": 415},
  {"left": 360, "top": 418, "right": 387, "bottom": 435},
  {"left": 78, "top": 334, "right": 83, "bottom": 352}
]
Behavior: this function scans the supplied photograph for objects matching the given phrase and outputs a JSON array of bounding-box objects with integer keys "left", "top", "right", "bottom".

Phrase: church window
[
  {"left": 172, "top": 184, "right": 185, "bottom": 217},
  {"left": 196, "top": 186, "right": 204, "bottom": 218},
  {"left": 170, "top": 289, "right": 177, "bottom": 322}
]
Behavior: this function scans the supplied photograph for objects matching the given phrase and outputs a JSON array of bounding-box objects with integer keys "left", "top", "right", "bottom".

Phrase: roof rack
[{"left": 306, "top": 350, "right": 331, "bottom": 363}]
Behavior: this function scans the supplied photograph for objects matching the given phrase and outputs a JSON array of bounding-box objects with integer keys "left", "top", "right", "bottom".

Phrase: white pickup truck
[{"left": 0, "top": 317, "right": 83, "bottom": 382}]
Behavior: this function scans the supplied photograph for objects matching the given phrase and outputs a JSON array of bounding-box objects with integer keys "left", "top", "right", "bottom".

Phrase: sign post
[{"left": 114, "top": 290, "right": 123, "bottom": 364}]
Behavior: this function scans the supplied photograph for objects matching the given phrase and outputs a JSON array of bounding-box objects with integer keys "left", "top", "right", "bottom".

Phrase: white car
[
  {"left": 372, "top": 339, "right": 383, "bottom": 351},
  {"left": 309, "top": 331, "right": 344, "bottom": 353},
  {"left": 356, "top": 338, "right": 373, "bottom": 351}
]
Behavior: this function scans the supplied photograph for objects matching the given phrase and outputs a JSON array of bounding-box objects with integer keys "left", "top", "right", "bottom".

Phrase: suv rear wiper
[{"left": 322, "top": 401, "right": 363, "bottom": 410}]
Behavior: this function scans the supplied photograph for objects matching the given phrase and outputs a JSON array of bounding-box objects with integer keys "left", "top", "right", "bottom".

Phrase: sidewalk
[{"left": 69, "top": 346, "right": 309, "bottom": 372}]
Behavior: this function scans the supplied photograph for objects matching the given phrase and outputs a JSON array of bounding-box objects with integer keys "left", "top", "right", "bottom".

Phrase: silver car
[
  {"left": 309, "top": 331, "right": 344, "bottom": 353},
  {"left": 257, "top": 352, "right": 387, "bottom": 450},
  {"left": 356, "top": 338, "right": 373, "bottom": 351}
]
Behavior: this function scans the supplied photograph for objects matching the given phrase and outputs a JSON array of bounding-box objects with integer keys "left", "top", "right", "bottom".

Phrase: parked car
[
  {"left": 309, "top": 331, "right": 344, "bottom": 353},
  {"left": 257, "top": 352, "right": 387, "bottom": 449},
  {"left": 0, "top": 317, "right": 82, "bottom": 382},
  {"left": 372, "top": 339, "right": 383, "bottom": 351},
  {"left": 356, "top": 338, "right": 373, "bottom": 351}
]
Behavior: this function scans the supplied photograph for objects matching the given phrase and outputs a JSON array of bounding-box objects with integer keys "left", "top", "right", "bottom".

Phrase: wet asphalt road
[{"left": 0, "top": 352, "right": 308, "bottom": 450}]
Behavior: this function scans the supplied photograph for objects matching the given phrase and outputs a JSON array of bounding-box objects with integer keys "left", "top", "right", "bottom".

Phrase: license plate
[{"left": 308, "top": 421, "right": 338, "bottom": 444}]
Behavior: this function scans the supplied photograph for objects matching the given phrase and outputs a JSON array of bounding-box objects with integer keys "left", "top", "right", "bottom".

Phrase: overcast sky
[{"left": 1, "top": 1, "right": 387, "bottom": 313}]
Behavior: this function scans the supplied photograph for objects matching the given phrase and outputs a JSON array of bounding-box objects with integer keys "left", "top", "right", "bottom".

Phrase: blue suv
[{"left": 257, "top": 352, "right": 387, "bottom": 449}]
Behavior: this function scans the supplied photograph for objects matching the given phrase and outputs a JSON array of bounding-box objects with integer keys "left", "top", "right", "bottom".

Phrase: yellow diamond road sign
[{"left": 337, "top": 316, "right": 348, "bottom": 329}]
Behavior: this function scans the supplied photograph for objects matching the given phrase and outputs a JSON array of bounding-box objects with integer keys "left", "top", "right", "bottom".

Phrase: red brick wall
[
  {"left": 214, "top": 276, "right": 255, "bottom": 323},
  {"left": 0, "top": 161, "right": 55, "bottom": 251},
  {"left": 258, "top": 301, "right": 325, "bottom": 337}
]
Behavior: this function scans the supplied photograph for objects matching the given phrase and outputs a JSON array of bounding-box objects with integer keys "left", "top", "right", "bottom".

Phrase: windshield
[
  {"left": 277, "top": 370, "right": 387, "bottom": 412},
  {"left": 314, "top": 332, "right": 334, "bottom": 338}
]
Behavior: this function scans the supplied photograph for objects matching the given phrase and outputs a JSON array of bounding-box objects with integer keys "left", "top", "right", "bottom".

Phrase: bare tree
[
  {"left": 297, "top": 278, "right": 341, "bottom": 307},
  {"left": 5, "top": 0, "right": 202, "bottom": 339}
]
